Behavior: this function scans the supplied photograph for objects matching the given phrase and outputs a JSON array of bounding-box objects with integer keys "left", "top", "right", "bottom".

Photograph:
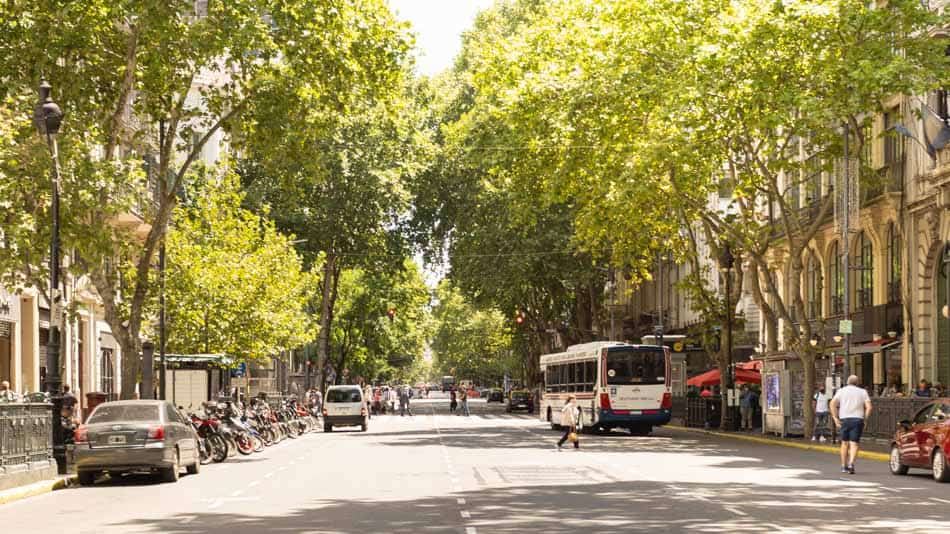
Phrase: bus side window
[{"left": 587, "top": 361, "right": 596, "bottom": 390}]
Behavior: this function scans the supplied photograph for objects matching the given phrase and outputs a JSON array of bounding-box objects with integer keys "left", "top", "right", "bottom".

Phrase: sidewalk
[
  {"left": 667, "top": 425, "right": 890, "bottom": 462},
  {"left": 0, "top": 475, "right": 76, "bottom": 506}
]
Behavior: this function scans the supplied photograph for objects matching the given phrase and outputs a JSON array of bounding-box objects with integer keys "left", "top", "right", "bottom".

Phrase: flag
[{"left": 920, "top": 102, "right": 950, "bottom": 159}]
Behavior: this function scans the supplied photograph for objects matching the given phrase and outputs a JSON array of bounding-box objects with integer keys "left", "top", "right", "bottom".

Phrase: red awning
[
  {"left": 735, "top": 360, "right": 763, "bottom": 371},
  {"left": 687, "top": 367, "right": 761, "bottom": 387}
]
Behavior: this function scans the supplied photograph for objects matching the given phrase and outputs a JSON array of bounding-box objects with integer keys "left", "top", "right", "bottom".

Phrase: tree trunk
[
  {"left": 316, "top": 254, "right": 339, "bottom": 391},
  {"left": 801, "top": 352, "right": 816, "bottom": 440}
]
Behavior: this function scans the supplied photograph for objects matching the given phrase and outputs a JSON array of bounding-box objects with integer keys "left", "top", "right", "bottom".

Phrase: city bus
[{"left": 539, "top": 342, "right": 671, "bottom": 435}]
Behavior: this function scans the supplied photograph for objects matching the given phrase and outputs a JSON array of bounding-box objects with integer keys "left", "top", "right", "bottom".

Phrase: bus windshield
[{"left": 606, "top": 349, "right": 665, "bottom": 385}]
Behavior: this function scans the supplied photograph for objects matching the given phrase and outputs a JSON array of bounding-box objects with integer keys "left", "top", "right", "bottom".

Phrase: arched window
[
  {"left": 806, "top": 253, "right": 823, "bottom": 319},
  {"left": 856, "top": 232, "right": 874, "bottom": 309},
  {"left": 830, "top": 242, "right": 843, "bottom": 315},
  {"left": 887, "top": 222, "right": 901, "bottom": 303}
]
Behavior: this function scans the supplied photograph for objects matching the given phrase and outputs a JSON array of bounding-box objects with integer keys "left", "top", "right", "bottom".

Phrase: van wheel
[
  {"left": 933, "top": 449, "right": 949, "bottom": 482},
  {"left": 324, "top": 424, "right": 332, "bottom": 433},
  {"left": 77, "top": 470, "right": 96, "bottom": 486},
  {"left": 889, "top": 445, "right": 908, "bottom": 475}
]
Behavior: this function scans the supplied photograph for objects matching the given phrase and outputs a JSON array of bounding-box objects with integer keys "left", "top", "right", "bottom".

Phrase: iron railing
[
  {"left": 0, "top": 403, "right": 53, "bottom": 479},
  {"left": 864, "top": 397, "right": 932, "bottom": 439}
]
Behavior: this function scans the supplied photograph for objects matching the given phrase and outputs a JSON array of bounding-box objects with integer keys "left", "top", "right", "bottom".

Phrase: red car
[{"left": 890, "top": 398, "right": 950, "bottom": 482}]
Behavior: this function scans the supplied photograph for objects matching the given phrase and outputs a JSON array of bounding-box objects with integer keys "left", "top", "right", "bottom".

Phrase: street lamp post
[
  {"left": 720, "top": 243, "right": 736, "bottom": 431},
  {"left": 944, "top": 243, "right": 950, "bottom": 367},
  {"left": 33, "top": 80, "right": 67, "bottom": 474}
]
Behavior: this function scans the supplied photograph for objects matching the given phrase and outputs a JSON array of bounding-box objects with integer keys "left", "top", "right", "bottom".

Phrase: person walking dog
[
  {"left": 556, "top": 395, "right": 580, "bottom": 451},
  {"left": 830, "top": 375, "right": 872, "bottom": 474}
]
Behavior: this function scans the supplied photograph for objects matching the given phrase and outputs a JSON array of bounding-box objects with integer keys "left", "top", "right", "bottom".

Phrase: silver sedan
[{"left": 74, "top": 400, "right": 201, "bottom": 485}]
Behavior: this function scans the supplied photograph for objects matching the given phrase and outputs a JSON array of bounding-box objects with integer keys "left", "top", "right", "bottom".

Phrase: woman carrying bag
[{"left": 556, "top": 395, "right": 580, "bottom": 451}]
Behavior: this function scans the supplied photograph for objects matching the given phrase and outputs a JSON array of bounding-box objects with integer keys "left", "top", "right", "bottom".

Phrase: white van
[{"left": 323, "top": 385, "right": 367, "bottom": 432}]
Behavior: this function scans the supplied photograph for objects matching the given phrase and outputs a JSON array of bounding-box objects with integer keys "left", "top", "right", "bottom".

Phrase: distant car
[
  {"left": 506, "top": 390, "right": 534, "bottom": 413},
  {"left": 890, "top": 399, "right": 950, "bottom": 482},
  {"left": 324, "top": 385, "right": 367, "bottom": 432},
  {"left": 487, "top": 390, "right": 504, "bottom": 403},
  {"left": 74, "top": 400, "right": 201, "bottom": 485}
]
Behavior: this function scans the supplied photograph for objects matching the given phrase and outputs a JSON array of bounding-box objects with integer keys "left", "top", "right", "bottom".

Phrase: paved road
[{"left": 4, "top": 401, "right": 949, "bottom": 533}]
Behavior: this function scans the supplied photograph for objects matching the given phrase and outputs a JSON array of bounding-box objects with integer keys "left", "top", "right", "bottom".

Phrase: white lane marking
[
  {"left": 209, "top": 498, "right": 223, "bottom": 509},
  {"left": 451, "top": 478, "right": 460, "bottom": 484},
  {"left": 457, "top": 498, "right": 466, "bottom": 505},
  {"left": 248, "top": 481, "right": 260, "bottom": 488},
  {"left": 264, "top": 472, "right": 274, "bottom": 479},
  {"left": 278, "top": 466, "right": 288, "bottom": 471},
  {"left": 454, "top": 486, "right": 463, "bottom": 492},
  {"left": 932, "top": 497, "right": 950, "bottom": 504},
  {"left": 724, "top": 505, "right": 748, "bottom": 517},
  {"left": 231, "top": 489, "right": 244, "bottom": 497},
  {"left": 775, "top": 464, "right": 789, "bottom": 468},
  {"left": 181, "top": 516, "right": 197, "bottom": 524},
  {"left": 466, "top": 528, "right": 478, "bottom": 534},
  {"left": 460, "top": 511, "right": 471, "bottom": 519},
  {"left": 880, "top": 486, "right": 899, "bottom": 493}
]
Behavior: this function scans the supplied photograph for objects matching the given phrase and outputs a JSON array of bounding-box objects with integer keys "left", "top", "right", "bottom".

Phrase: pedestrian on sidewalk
[
  {"left": 913, "top": 379, "right": 932, "bottom": 398},
  {"left": 739, "top": 385, "right": 757, "bottom": 431},
  {"left": 450, "top": 389, "right": 458, "bottom": 413},
  {"left": 459, "top": 388, "right": 470, "bottom": 416},
  {"left": 830, "top": 375, "right": 872, "bottom": 475},
  {"left": 812, "top": 386, "right": 831, "bottom": 443},
  {"left": 364, "top": 384, "right": 373, "bottom": 419},
  {"left": 556, "top": 395, "right": 580, "bottom": 450}
]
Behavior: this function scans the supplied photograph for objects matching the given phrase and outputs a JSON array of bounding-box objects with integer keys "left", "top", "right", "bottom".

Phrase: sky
[{"left": 389, "top": 0, "right": 497, "bottom": 76}]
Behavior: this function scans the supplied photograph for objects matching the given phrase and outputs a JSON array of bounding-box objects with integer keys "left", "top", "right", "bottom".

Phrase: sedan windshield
[
  {"left": 87, "top": 404, "right": 160, "bottom": 424},
  {"left": 606, "top": 349, "right": 665, "bottom": 385}
]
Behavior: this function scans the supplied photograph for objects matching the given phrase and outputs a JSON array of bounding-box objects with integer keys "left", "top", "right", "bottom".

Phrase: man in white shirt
[{"left": 830, "top": 375, "right": 872, "bottom": 474}]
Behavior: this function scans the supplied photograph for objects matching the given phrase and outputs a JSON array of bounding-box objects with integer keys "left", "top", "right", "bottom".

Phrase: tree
[
  {"left": 327, "top": 260, "right": 431, "bottom": 385},
  {"left": 430, "top": 282, "right": 515, "bottom": 387},
  {"left": 239, "top": 77, "right": 429, "bottom": 389},
  {"left": 0, "top": 0, "right": 411, "bottom": 398},
  {"left": 163, "top": 171, "right": 314, "bottom": 363}
]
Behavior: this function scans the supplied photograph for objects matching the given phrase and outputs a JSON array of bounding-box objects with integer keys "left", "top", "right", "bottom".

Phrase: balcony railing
[{"left": 817, "top": 301, "right": 903, "bottom": 344}]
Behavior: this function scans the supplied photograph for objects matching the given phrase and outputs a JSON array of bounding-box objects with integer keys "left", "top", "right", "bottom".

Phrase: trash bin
[{"left": 84, "top": 392, "right": 108, "bottom": 422}]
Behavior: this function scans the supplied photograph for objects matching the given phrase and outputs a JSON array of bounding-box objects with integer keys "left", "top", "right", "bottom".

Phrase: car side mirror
[{"left": 898, "top": 419, "right": 912, "bottom": 431}]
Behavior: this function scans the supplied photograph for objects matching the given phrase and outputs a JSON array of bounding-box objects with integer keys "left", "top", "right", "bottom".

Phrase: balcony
[
  {"left": 861, "top": 157, "right": 903, "bottom": 205},
  {"left": 816, "top": 301, "right": 903, "bottom": 345}
]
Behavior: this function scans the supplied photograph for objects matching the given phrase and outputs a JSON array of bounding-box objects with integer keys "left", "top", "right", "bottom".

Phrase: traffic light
[{"left": 387, "top": 307, "right": 396, "bottom": 323}]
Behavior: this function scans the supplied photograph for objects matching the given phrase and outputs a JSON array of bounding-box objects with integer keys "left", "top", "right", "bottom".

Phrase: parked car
[
  {"left": 506, "top": 390, "right": 534, "bottom": 413},
  {"left": 74, "top": 400, "right": 201, "bottom": 485},
  {"left": 890, "top": 399, "right": 950, "bottom": 482},
  {"left": 487, "top": 389, "right": 504, "bottom": 403},
  {"left": 323, "top": 385, "right": 368, "bottom": 432}
]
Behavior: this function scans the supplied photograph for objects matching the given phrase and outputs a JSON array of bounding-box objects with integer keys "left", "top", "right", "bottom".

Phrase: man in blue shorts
[{"left": 830, "top": 375, "right": 872, "bottom": 474}]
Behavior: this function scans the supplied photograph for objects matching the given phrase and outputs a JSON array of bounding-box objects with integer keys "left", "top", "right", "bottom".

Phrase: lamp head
[{"left": 33, "top": 80, "right": 63, "bottom": 136}]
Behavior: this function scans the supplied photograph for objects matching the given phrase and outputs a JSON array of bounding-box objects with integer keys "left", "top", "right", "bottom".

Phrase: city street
[{"left": 3, "top": 400, "right": 949, "bottom": 533}]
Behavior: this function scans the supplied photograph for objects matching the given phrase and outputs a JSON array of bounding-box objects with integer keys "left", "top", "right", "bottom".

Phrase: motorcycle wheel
[
  {"left": 209, "top": 434, "right": 228, "bottom": 463},
  {"left": 236, "top": 434, "right": 255, "bottom": 455},
  {"left": 199, "top": 438, "right": 214, "bottom": 465},
  {"left": 226, "top": 436, "right": 238, "bottom": 457},
  {"left": 287, "top": 423, "right": 299, "bottom": 439},
  {"left": 252, "top": 435, "right": 264, "bottom": 453}
]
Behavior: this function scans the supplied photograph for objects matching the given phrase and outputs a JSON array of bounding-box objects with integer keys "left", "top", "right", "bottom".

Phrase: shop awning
[
  {"left": 687, "top": 367, "right": 761, "bottom": 387},
  {"left": 848, "top": 339, "right": 901, "bottom": 355},
  {"left": 735, "top": 360, "right": 763, "bottom": 371}
]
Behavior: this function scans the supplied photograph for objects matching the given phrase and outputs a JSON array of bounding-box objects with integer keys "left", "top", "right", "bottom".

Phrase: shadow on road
[{"left": 110, "top": 476, "right": 950, "bottom": 533}]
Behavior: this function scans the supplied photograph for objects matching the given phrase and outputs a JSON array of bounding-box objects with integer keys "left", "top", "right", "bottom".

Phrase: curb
[
  {"left": 0, "top": 475, "right": 77, "bottom": 506},
  {"left": 667, "top": 425, "right": 890, "bottom": 462}
]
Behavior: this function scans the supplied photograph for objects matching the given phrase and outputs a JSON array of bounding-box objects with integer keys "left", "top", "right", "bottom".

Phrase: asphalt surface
[{"left": 4, "top": 399, "right": 950, "bottom": 533}]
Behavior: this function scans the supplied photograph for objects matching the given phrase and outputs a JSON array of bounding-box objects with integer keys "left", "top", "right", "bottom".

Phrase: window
[
  {"left": 605, "top": 349, "right": 666, "bottom": 385},
  {"left": 100, "top": 348, "right": 115, "bottom": 399},
  {"left": 856, "top": 232, "right": 873, "bottom": 309},
  {"left": 586, "top": 361, "right": 597, "bottom": 389},
  {"left": 165, "top": 403, "right": 183, "bottom": 424},
  {"left": 326, "top": 388, "right": 362, "bottom": 403},
  {"left": 913, "top": 404, "right": 936, "bottom": 426},
  {"left": 805, "top": 153, "right": 822, "bottom": 203},
  {"left": 887, "top": 222, "right": 901, "bottom": 303},
  {"left": 806, "top": 253, "right": 823, "bottom": 319},
  {"left": 575, "top": 362, "right": 585, "bottom": 392},
  {"left": 830, "top": 242, "right": 844, "bottom": 315},
  {"left": 88, "top": 404, "right": 159, "bottom": 424},
  {"left": 883, "top": 109, "right": 903, "bottom": 165}
]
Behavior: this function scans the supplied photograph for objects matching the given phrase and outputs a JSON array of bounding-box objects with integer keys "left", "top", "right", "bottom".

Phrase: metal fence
[
  {"left": 864, "top": 397, "right": 932, "bottom": 439},
  {"left": 685, "top": 397, "right": 722, "bottom": 428},
  {"left": 0, "top": 403, "right": 54, "bottom": 490}
]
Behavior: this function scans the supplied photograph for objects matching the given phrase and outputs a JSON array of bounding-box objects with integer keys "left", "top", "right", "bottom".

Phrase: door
[
  {"left": 904, "top": 404, "right": 936, "bottom": 466},
  {"left": 919, "top": 403, "right": 950, "bottom": 466}
]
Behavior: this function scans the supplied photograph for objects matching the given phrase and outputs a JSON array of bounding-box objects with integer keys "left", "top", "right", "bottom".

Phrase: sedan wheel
[
  {"left": 933, "top": 449, "right": 950, "bottom": 483},
  {"left": 889, "top": 445, "right": 909, "bottom": 475},
  {"left": 162, "top": 450, "right": 180, "bottom": 483}
]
